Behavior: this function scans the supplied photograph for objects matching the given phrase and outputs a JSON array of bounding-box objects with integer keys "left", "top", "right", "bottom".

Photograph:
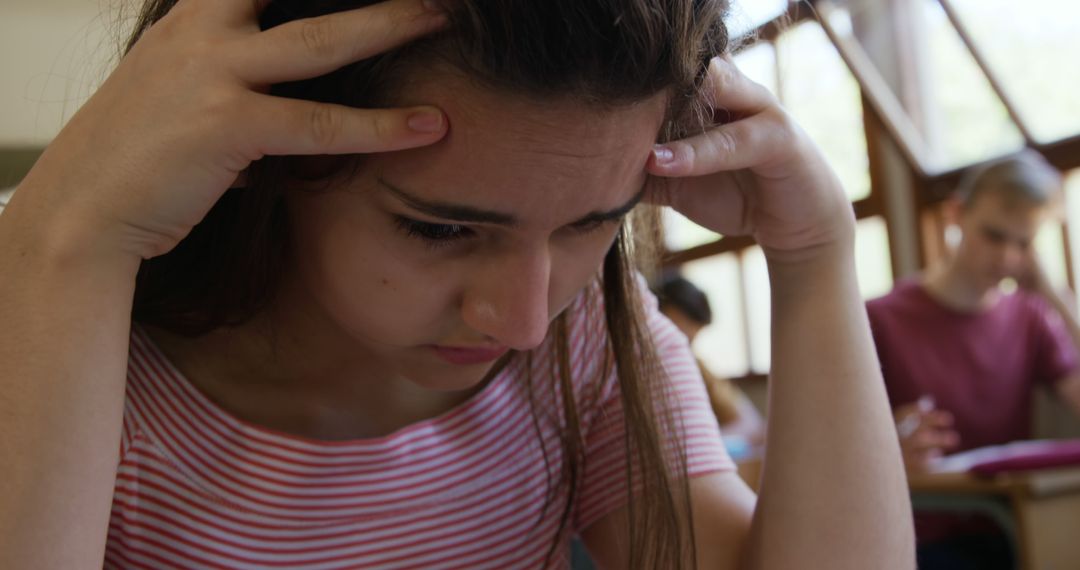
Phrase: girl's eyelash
[
  {"left": 394, "top": 214, "right": 623, "bottom": 249},
  {"left": 570, "top": 216, "right": 624, "bottom": 234},
  {"left": 570, "top": 220, "right": 605, "bottom": 233},
  {"left": 394, "top": 217, "right": 472, "bottom": 246}
]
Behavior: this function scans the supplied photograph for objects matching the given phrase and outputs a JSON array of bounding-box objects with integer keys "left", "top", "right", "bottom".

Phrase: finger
[
  {"left": 905, "top": 454, "right": 933, "bottom": 473},
  {"left": 647, "top": 111, "right": 789, "bottom": 177},
  {"left": 244, "top": 96, "right": 447, "bottom": 156},
  {"left": 903, "top": 448, "right": 937, "bottom": 472},
  {"left": 922, "top": 449, "right": 945, "bottom": 463},
  {"left": 909, "top": 428, "right": 960, "bottom": 451},
  {"left": 235, "top": 0, "right": 447, "bottom": 85},
  {"left": 923, "top": 410, "right": 955, "bottom": 427},
  {"left": 702, "top": 56, "right": 776, "bottom": 118}
]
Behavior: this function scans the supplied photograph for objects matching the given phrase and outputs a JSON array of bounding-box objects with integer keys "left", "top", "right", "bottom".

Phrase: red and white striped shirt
[{"left": 107, "top": 283, "right": 731, "bottom": 569}]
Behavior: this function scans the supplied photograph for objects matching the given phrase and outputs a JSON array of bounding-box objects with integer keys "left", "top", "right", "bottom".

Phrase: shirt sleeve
[
  {"left": 1029, "top": 294, "right": 1080, "bottom": 387},
  {"left": 572, "top": 278, "right": 733, "bottom": 531}
]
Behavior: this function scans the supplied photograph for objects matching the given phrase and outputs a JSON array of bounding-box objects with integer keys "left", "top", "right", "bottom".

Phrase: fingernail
[
  {"left": 407, "top": 109, "right": 444, "bottom": 133},
  {"left": 652, "top": 145, "right": 675, "bottom": 166}
]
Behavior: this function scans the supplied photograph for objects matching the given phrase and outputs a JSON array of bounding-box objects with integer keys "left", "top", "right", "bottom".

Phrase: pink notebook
[
  {"left": 928, "top": 439, "right": 1080, "bottom": 476},
  {"left": 968, "top": 440, "right": 1080, "bottom": 476}
]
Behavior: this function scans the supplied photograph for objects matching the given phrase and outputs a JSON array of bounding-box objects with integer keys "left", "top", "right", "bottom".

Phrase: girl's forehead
[
  {"left": 371, "top": 74, "right": 667, "bottom": 222},
  {"left": 395, "top": 66, "right": 668, "bottom": 155}
]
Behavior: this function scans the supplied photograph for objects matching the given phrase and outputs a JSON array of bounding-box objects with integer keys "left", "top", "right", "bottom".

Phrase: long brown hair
[{"left": 128, "top": 1, "right": 731, "bottom": 567}]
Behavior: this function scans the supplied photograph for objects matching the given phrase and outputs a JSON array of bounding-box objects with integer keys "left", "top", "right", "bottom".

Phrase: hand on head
[
  {"left": 16, "top": 0, "right": 450, "bottom": 261},
  {"left": 645, "top": 56, "right": 855, "bottom": 265}
]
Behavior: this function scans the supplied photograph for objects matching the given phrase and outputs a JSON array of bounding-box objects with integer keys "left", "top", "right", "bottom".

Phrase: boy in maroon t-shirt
[{"left": 867, "top": 150, "right": 1080, "bottom": 569}]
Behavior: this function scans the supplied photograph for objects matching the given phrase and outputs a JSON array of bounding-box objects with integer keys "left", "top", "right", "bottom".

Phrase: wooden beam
[
  {"left": 662, "top": 197, "right": 882, "bottom": 266},
  {"left": 1040, "top": 134, "right": 1080, "bottom": 172},
  {"left": 923, "top": 135, "right": 1080, "bottom": 204},
  {"left": 745, "top": 2, "right": 816, "bottom": 46},
  {"left": 813, "top": 0, "right": 932, "bottom": 177},
  {"left": 937, "top": 0, "right": 1038, "bottom": 145},
  {"left": 662, "top": 235, "right": 756, "bottom": 267}
]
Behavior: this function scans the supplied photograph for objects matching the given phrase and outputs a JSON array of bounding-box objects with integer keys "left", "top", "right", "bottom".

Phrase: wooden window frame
[{"left": 663, "top": 0, "right": 1080, "bottom": 384}]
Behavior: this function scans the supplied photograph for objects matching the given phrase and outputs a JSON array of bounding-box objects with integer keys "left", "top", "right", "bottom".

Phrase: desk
[
  {"left": 734, "top": 457, "right": 1080, "bottom": 569},
  {"left": 908, "top": 468, "right": 1080, "bottom": 570}
]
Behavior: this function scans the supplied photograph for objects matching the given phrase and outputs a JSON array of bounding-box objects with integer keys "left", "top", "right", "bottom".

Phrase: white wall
[{"left": 0, "top": 0, "right": 119, "bottom": 146}]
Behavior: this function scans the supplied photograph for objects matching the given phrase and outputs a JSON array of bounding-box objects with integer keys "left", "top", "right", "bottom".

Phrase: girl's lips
[{"left": 429, "top": 345, "right": 509, "bottom": 365}]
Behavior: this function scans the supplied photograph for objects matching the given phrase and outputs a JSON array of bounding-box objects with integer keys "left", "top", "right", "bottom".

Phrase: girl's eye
[{"left": 394, "top": 217, "right": 473, "bottom": 246}]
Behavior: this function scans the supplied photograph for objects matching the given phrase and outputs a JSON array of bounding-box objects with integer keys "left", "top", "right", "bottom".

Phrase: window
[
  {"left": 778, "top": 21, "right": 871, "bottom": 201},
  {"left": 913, "top": 0, "right": 1025, "bottom": 168},
  {"left": 661, "top": 15, "right": 884, "bottom": 379},
  {"left": 947, "top": 0, "right": 1080, "bottom": 143},
  {"left": 680, "top": 253, "right": 749, "bottom": 377},
  {"left": 661, "top": 0, "right": 1080, "bottom": 381}
]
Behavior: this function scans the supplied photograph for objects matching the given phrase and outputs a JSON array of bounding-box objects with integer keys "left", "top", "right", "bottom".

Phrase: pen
[{"left": 897, "top": 395, "right": 935, "bottom": 439}]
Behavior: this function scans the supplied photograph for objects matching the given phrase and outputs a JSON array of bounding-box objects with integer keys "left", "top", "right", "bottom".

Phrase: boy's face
[{"left": 954, "top": 192, "right": 1048, "bottom": 291}]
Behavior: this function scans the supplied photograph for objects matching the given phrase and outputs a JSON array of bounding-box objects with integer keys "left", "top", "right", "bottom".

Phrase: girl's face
[{"left": 284, "top": 71, "right": 667, "bottom": 392}]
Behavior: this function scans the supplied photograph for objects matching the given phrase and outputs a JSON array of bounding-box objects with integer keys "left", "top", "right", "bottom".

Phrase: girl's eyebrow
[
  {"left": 377, "top": 177, "right": 646, "bottom": 227},
  {"left": 570, "top": 188, "right": 646, "bottom": 226}
]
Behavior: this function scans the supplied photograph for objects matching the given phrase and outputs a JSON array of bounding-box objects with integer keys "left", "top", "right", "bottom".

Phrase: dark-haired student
[{"left": 656, "top": 274, "right": 766, "bottom": 447}]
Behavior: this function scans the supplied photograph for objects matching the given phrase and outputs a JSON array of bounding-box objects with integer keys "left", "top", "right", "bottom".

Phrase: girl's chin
[{"left": 399, "top": 361, "right": 496, "bottom": 394}]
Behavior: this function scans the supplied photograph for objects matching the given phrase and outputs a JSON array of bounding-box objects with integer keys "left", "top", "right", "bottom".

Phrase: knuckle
[
  {"left": 299, "top": 17, "right": 339, "bottom": 59},
  {"left": 308, "top": 104, "right": 343, "bottom": 148},
  {"left": 368, "top": 112, "right": 394, "bottom": 143},
  {"left": 199, "top": 88, "right": 237, "bottom": 120},
  {"left": 174, "top": 39, "right": 215, "bottom": 75},
  {"left": 717, "top": 64, "right": 739, "bottom": 94},
  {"left": 708, "top": 58, "right": 742, "bottom": 96},
  {"left": 707, "top": 128, "right": 738, "bottom": 157},
  {"left": 769, "top": 108, "right": 799, "bottom": 135},
  {"left": 369, "top": 112, "right": 390, "bottom": 140}
]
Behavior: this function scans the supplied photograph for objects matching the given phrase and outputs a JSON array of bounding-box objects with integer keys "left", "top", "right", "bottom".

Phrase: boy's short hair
[{"left": 956, "top": 149, "right": 1063, "bottom": 210}]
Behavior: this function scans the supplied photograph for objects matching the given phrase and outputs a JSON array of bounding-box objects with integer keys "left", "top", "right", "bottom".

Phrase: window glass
[
  {"left": 913, "top": 0, "right": 1025, "bottom": 168},
  {"left": 662, "top": 208, "right": 721, "bottom": 252},
  {"left": 1034, "top": 219, "right": 1068, "bottom": 292},
  {"left": 726, "top": 0, "right": 789, "bottom": 39},
  {"left": 1063, "top": 170, "right": 1080, "bottom": 306},
  {"left": 855, "top": 216, "right": 895, "bottom": 299},
  {"left": 777, "top": 22, "right": 871, "bottom": 202},
  {"left": 681, "top": 253, "right": 750, "bottom": 378},
  {"left": 734, "top": 42, "right": 778, "bottom": 97},
  {"left": 948, "top": 0, "right": 1080, "bottom": 143},
  {"left": 741, "top": 246, "right": 771, "bottom": 374}
]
